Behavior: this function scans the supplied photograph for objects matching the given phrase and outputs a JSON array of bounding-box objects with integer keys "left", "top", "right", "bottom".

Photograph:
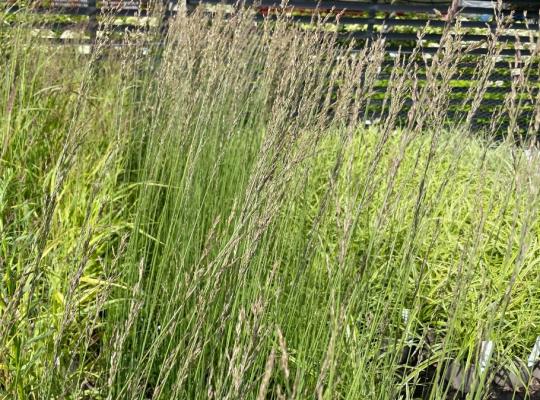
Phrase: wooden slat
[
  {"left": 195, "top": 0, "right": 535, "bottom": 18},
  {"left": 345, "top": 30, "right": 537, "bottom": 44}
]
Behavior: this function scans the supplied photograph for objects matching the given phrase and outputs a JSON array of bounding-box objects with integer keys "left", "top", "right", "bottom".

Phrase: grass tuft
[{"left": 1, "top": 4, "right": 540, "bottom": 399}]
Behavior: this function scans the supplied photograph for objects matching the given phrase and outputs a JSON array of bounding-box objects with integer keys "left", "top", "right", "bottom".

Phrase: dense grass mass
[{"left": 1, "top": 5, "right": 540, "bottom": 400}]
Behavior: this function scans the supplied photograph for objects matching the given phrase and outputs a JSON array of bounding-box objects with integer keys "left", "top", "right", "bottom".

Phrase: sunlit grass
[{"left": 1, "top": 5, "right": 539, "bottom": 399}]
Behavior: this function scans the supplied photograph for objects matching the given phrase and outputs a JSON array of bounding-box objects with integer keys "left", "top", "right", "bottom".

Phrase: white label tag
[
  {"left": 480, "top": 341, "right": 494, "bottom": 373},
  {"left": 401, "top": 309, "right": 410, "bottom": 324},
  {"left": 528, "top": 336, "right": 540, "bottom": 368}
]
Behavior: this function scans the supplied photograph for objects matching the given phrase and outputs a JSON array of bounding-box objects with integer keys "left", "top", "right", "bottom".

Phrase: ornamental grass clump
[{"left": 0, "top": 3, "right": 540, "bottom": 399}]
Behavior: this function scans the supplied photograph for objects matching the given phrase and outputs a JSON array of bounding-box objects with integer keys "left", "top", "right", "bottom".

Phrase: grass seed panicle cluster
[{"left": 1, "top": 3, "right": 540, "bottom": 399}]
